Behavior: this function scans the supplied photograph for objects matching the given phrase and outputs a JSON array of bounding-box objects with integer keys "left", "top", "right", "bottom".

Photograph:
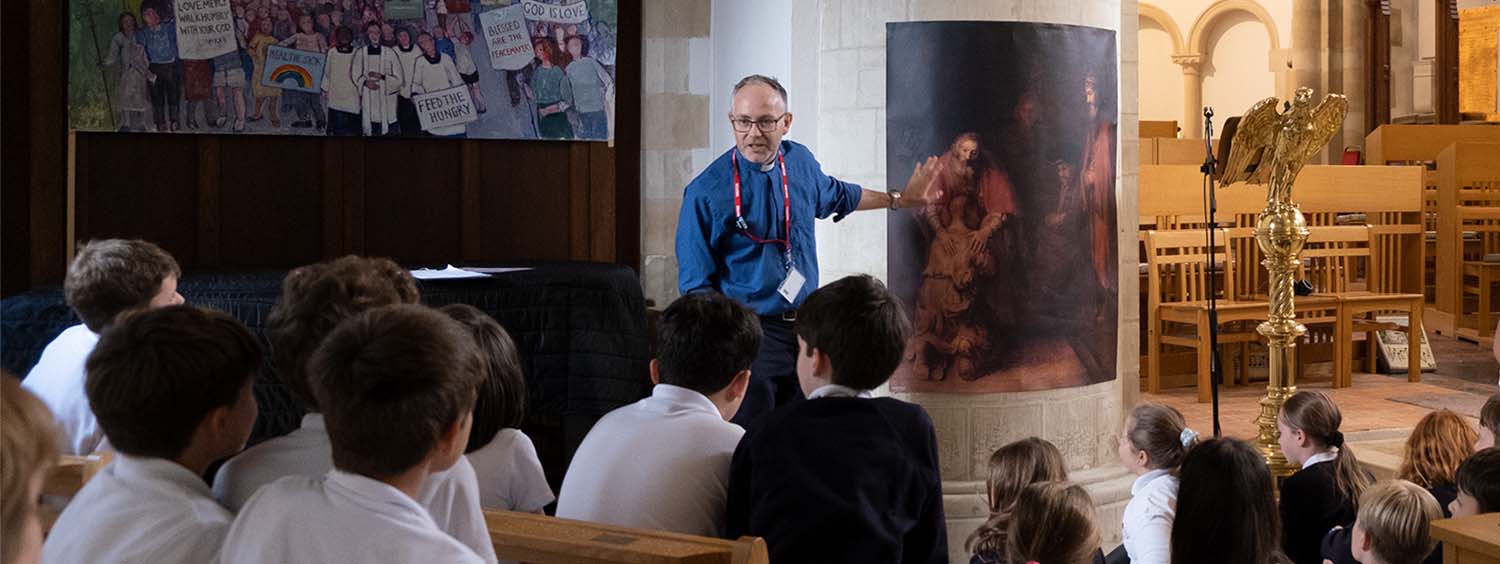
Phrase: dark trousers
[
  {"left": 730, "top": 316, "right": 802, "bottom": 428},
  {"left": 148, "top": 62, "right": 181, "bottom": 128},
  {"left": 327, "top": 109, "right": 362, "bottom": 136}
]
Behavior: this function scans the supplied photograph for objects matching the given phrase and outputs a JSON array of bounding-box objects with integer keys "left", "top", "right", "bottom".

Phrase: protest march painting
[{"left": 67, "top": 0, "right": 618, "bottom": 140}]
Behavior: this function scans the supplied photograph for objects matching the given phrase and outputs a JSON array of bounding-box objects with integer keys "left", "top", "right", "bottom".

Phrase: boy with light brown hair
[
  {"left": 23, "top": 238, "right": 183, "bottom": 455},
  {"left": 1349, "top": 480, "right": 1444, "bottom": 564}
]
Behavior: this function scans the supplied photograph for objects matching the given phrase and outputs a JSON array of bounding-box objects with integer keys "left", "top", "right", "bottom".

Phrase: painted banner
[
  {"left": 173, "top": 0, "right": 236, "bottom": 59},
  {"left": 260, "top": 46, "right": 326, "bottom": 93},
  {"left": 415, "top": 85, "right": 480, "bottom": 131},
  {"left": 480, "top": 5, "right": 534, "bottom": 70},
  {"left": 520, "top": 0, "right": 588, "bottom": 24},
  {"left": 888, "top": 22, "right": 1119, "bottom": 393},
  {"left": 384, "top": 0, "right": 423, "bottom": 20}
]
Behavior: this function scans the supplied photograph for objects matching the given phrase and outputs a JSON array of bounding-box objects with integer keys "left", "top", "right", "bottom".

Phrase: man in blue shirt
[
  {"left": 676, "top": 74, "right": 938, "bottom": 426},
  {"left": 136, "top": 7, "right": 182, "bottom": 132}
]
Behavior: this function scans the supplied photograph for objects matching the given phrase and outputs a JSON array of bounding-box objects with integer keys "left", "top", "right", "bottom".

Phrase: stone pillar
[
  {"left": 1174, "top": 54, "right": 1204, "bottom": 138},
  {"left": 813, "top": 1, "right": 1136, "bottom": 562},
  {"left": 1292, "top": 0, "right": 1323, "bottom": 94},
  {"left": 1341, "top": 1, "right": 1369, "bottom": 159}
]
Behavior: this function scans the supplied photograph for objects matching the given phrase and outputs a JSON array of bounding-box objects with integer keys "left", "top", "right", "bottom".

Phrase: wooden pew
[
  {"left": 1154, "top": 138, "right": 1216, "bottom": 165},
  {"left": 40, "top": 453, "right": 112, "bottom": 533},
  {"left": 1139, "top": 165, "right": 1424, "bottom": 391},
  {"left": 1140, "top": 120, "right": 1178, "bottom": 139},
  {"left": 1430, "top": 512, "right": 1500, "bottom": 564},
  {"left": 1364, "top": 124, "right": 1500, "bottom": 165},
  {"left": 486, "top": 510, "right": 769, "bottom": 564},
  {"left": 1433, "top": 142, "right": 1500, "bottom": 339}
]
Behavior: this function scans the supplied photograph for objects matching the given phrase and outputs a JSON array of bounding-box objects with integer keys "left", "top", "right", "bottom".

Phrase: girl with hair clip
[
  {"left": 1170, "top": 438, "right": 1289, "bottom": 564},
  {"left": 1277, "top": 391, "right": 1374, "bottom": 564},
  {"left": 1322, "top": 409, "right": 1475, "bottom": 564},
  {"left": 1007, "top": 481, "right": 1103, "bottom": 564},
  {"left": 968, "top": 438, "right": 1069, "bottom": 564},
  {"left": 1113, "top": 403, "right": 1197, "bottom": 564}
]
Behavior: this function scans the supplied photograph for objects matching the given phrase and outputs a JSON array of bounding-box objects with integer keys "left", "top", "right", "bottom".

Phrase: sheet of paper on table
[
  {"left": 463, "top": 266, "right": 534, "bottom": 274},
  {"left": 410, "top": 264, "right": 491, "bottom": 280}
]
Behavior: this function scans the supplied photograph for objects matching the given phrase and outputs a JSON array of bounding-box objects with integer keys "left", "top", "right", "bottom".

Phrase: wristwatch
[{"left": 888, "top": 191, "right": 902, "bottom": 210}]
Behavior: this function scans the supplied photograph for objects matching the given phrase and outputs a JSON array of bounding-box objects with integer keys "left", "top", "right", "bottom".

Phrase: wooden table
[{"left": 1432, "top": 512, "right": 1500, "bottom": 564}]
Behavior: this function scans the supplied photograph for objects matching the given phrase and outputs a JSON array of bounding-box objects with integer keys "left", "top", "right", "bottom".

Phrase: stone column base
[{"left": 942, "top": 465, "right": 1136, "bottom": 563}]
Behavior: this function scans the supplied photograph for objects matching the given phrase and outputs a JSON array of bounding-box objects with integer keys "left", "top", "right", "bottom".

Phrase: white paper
[
  {"left": 410, "top": 264, "right": 491, "bottom": 280},
  {"left": 463, "top": 266, "right": 533, "bottom": 274}
]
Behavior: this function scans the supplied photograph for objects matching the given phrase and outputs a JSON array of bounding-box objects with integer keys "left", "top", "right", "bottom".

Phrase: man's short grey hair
[{"left": 732, "top": 74, "right": 788, "bottom": 109}]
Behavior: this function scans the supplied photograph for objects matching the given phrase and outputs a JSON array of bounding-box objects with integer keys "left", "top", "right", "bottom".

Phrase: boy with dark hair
[
  {"left": 556, "top": 292, "right": 758, "bottom": 536},
  {"left": 24, "top": 238, "right": 183, "bottom": 455},
  {"left": 727, "top": 274, "right": 947, "bottom": 564},
  {"left": 1449, "top": 447, "right": 1500, "bottom": 518},
  {"left": 212, "top": 256, "right": 498, "bottom": 563},
  {"left": 43, "top": 305, "right": 260, "bottom": 564},
  {"left": 219, "top": 305, "right": 487, "bottom": 563},
  {"left": 1477, "top": 394, "right": 1499, "bottom": 450}
]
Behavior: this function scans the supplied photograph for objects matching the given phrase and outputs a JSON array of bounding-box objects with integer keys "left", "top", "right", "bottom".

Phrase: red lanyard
[{"left": 731, "top": 150, "right": 792, "bottom": 253}]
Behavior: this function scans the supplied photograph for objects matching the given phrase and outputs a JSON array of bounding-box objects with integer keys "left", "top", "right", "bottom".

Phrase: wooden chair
[
  {"left": 1461, "top": 207, "right": 1500, "bottom": 337},
  {"left": 1435, "top": 143, "right": 1500, "bottom": 338},
  {"left": 1144, "top": 229, "right": 1268, "bottom": 401},
  {"left": 1300, "top": 226, "right": 1425, "bottom": 387},
  {"left": 40, "top": 452, "right": 112, "bottom": 533},
  {"left": 486, "top": 510, "right": 769, "bottom": 564}
]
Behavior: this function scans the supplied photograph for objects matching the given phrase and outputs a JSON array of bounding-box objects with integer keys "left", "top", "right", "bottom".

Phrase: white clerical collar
[
  {"left": 1302, "top": 450, "right": 1338, "bottom": 470},
  {"left": 807, "top": 384, "right": 873, "bottom": 400}
]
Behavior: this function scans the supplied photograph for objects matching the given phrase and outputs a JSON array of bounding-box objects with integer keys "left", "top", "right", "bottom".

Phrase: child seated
[
  {"left": 1348, "top": 481, "right": 1443, "bottom": 564},
  {"left": 726, "top": 274, "right": 946, "bottom": 563},
  {"left": 1172, "top": 437, "right": 1288, "bottom": 564},
  {"left": 1278, "top": 390, "right": 1373, "bottom": 564},
  {"left": 967, "top": 437, "right": 1068, "bottom": 564},
  {"left": 212, "top": 256, "right": 497, "bottom": 562},
  {"left": 441, "top": 304, "right": 553, "bottom": 513},
  {"left": 1449, "top": 447, "right": 1500, "bottom": 517},
  {"left": 43, "top": 306, "right": 260, "bottom": 564},
  {"left": 1478, "top": 394, "right": 1498, "bottom": 450},
  {"left": 218, "top": 305, "right": 487, "bottom": 564},
  {"left": 2, "top": 376, "right": 60, "bottom": 564},
  {"left": 1116, "top": 403, "right": 1197, "bottom": 564},
  {"left": 23, "top": 238, "right": 183, "bottom": 454},
  {"left": 556, "top": 292, "right": 757, "bottom": 536},
  {"left": 1006, "top": 481, "right": 1099, "bottom": 564}
]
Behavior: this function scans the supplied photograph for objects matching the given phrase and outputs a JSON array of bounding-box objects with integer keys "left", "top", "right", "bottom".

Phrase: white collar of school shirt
[
  {"left": 301, "top": 413, "right": 326, "bottom": 431},
  {"left": 1131, "top": 468, "right": 1172, "bottom": 496},
  {"left": 1302, "top": 449, "right": 1338, "bottom": 470},
  {"left": 807, "top": 384, "right": 873, "bottom": 400},
  {"left": 325, "top": 469, "right": 439, "bottom": 527},
  {"left": 644, "top": 384, "right": 721, "bottom": 418},
  {"left": 111, "top": 454, "right": 214, "bottom": 498}
]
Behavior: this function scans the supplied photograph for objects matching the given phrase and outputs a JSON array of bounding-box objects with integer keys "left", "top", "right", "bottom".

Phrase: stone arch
[
  {"left": 1187, "top": 0, "right": 1281, "bottom": 56},
  {"left": 1138, "top": 3, "right": 1186, "bottom": 55}
]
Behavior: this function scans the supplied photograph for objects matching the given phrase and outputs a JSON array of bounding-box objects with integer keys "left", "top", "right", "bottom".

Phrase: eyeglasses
[{"left": 729, "top": 114, "right": 787, "bottom": 133}]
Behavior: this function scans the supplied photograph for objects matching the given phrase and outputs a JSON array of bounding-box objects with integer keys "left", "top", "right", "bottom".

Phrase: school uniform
[
  {"left": 218, "top": 470, "right": 485, "bottom": 564},
  {"left": 21, "top": 324, "right": 106, "bottom": 455},
  {"left": 43, "top": 455, "right": 233, "bottom": 564},
  {"left": 1121, "top": 469, "right": 1178, "bottom": 564},
  {"left": 212, "top": 413, "right": 499, "bottom": 564},
  {"left": 726, "top": 385, "right": 947, "bottom": 564},
  {"left": 556, "top": 384, "right": 743, "bottom": 537},
  {"left": 1320, "top": 483, "right": 1455, "bottom": 564},
  {"left": 1280, "top": 452, "right": 1356, "bottom": 564},
  {"left": 466, "top": 428, "right": 554, "bottom": 512}
]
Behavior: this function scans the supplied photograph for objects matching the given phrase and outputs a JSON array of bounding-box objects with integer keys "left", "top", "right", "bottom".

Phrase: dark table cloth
[{"left": 1, "top": 262, "right": 652, "bottom": 496}]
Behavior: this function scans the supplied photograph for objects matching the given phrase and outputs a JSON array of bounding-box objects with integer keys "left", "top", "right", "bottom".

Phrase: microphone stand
[{"left": 1200, "top": 107, "right": 1224, "bottom": 438}]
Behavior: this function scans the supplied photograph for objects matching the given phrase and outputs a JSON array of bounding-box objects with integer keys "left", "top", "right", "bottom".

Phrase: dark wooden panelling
[
  {"left": 613, "top": 1, "right": 642, "bottom": 269},
  {"left": 27, "top": 0, "right": 68, "bottom": 291},
  {"left": 478, "top": 141, "right": 575, "bottom": 262},
  {"left": 361, "top": 140, "right": 464, "bottom": 263},
  {"left": 2, "top": 0, "right": 33, "bottom": 296},
  {"left": 74, "top": 134, "right": 201, "bottom": 266},
  {"left": 218, "top": 136, "right": 325, "bottom": 268}
]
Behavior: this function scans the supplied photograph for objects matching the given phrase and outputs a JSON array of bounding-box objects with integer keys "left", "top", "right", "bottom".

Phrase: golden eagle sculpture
[{"left": 1218, "top": 87, "right": 1348, "bottom": 208}]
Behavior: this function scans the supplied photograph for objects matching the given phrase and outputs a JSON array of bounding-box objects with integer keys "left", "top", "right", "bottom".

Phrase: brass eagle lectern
[{"left": 1218, "top": 87, "right": 1348, "bottom": 476}]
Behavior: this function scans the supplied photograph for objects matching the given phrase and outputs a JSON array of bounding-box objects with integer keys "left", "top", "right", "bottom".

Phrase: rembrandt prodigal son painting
[{"left": 888, "top": 21, "right": 1118, "bottom": 393}]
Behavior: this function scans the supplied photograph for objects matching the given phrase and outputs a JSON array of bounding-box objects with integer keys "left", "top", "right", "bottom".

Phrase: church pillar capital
[{"left": 1172, "top": 53, "right": 1204, "bottom": 72}]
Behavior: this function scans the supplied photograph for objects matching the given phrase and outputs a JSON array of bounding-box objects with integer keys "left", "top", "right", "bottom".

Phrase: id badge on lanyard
[{"left": 732, "top": 150, "right": 804, "bottom": 303}]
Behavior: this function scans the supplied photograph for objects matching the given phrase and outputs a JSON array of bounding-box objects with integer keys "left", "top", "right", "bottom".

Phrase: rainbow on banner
[
  {"left": 269, "top": 64, "right": 314, "bottom": 88},
  {"left": 260, "top": 45, "right": 326, "bottom": 93}
]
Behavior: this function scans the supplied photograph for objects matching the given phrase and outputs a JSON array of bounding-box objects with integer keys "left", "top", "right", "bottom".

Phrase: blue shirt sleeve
[
  {"left": 806, "top": 150, "right": 862, "bottom": 222},
  {"left": 675, "top": 191, "right": 717, "bottom": 295}
]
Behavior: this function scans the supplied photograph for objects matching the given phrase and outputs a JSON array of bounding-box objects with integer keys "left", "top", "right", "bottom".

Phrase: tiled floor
[{"left": 1143, "top": 333, "right": 1499, "bottom": 441}]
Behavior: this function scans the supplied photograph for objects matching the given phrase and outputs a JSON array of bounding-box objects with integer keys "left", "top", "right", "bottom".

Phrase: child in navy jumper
[
  {"left": 1277, "top": 391, "right": 1373, "bottom": 564},
  {"left": 725, "top": 274, "right": 947, "bottom": 564}
]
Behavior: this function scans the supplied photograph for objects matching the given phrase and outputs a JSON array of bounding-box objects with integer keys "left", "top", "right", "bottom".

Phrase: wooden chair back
[
  {"left": 40, "top": 452, "right": 112, "bottom": 533},
  {"left": 1144, "top": 229, "right": 1235, "bottom": 310},
  {"left": 1300, "top": 226, "right": 1374, "bottom": 294},
  {"left": 485, "top": 510, "right": 769, "bottom": 564},
  {"left": 1435, "top": 143, "right": 1500, "bottom": 318}
]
